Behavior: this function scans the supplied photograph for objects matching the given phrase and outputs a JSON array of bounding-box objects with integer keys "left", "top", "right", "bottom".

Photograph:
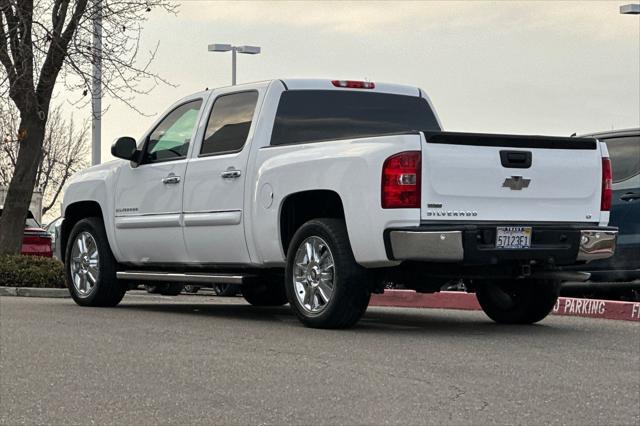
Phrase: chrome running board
[{"left": 116, "top": 271, "right": 249, "bottom": 284}]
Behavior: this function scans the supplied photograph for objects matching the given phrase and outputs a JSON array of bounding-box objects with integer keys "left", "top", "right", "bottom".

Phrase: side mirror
[{"left": 111, "top": 137, "right": 138, "bottom": 162}]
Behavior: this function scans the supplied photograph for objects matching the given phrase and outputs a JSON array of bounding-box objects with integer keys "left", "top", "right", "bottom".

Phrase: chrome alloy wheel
[
  {"left": 293, "top": 236, "right": 335, "bottom": 314},
  {"left": 70, "top": 231, "right": 100, "bottom": 297}
]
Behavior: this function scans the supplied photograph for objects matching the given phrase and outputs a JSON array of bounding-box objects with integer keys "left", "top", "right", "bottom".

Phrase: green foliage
[{"left": 0, "top": 255, "right": 66, "bottom": 288}]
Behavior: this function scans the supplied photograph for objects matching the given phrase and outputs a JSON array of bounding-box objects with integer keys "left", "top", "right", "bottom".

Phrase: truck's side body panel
[{"left": 250, "top": 135, "right": 423, "bottom": 267}]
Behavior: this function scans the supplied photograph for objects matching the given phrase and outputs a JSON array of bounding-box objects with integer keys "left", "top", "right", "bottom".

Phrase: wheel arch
[
  {"left": 60, "top": 201, "right": 108, "bottom": 260},
  {"left": 279, "top": 189, "right": 346, "bottom": 256}
]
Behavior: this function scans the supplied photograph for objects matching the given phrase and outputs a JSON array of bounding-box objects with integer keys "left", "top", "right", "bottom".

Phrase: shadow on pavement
[
  {"left": 114, "top": 299, "right": 583, "bottom": 338},
  {"left": 118, "top": 301, "right": 290, "bottom": 323}
]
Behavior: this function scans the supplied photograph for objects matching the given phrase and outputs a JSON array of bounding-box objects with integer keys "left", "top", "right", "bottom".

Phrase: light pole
[
  {"left": 91, "top": 0, "right": 102, "bottom": 166},
  {"left": 208, "top": 44, "right": 261, "bottom": 85},
  {"left": 620, "top": 4, "right": 640, "bottom": 14}
]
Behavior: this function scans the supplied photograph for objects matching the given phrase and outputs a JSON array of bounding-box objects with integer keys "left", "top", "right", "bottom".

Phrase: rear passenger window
[
  {"left": 605, "top": 136, "right": 640, "bottom": 183},
  {"left": 200, "top": 91, "right": 259, "bottom": 156}
]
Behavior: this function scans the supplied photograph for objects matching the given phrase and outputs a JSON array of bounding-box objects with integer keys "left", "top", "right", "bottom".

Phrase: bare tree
[
  {"left": 1, "top": 100, "right": 89, "bottom": 217},
  {"left": 0, "top": 0, "right": 176, "bottom": 254}
]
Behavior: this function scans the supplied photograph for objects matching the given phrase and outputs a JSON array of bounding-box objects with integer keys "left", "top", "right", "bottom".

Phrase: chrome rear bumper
[{"left": 388, "top": 227, "right": 617, "bottom": 264}]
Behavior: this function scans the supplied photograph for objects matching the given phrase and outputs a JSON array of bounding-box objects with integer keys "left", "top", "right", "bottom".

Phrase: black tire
[
  {"left": 65, "top": 217, "right": 126, "bottom": 307},
  {"left": 183, "top": 285, "right": 200, "bottom": 294},
  {"left": 475, "top": 279, "right": 560, "bottom": 324},
  {"left": 213, "top": 283, "right": 240, "bottom": 297},
  {"left": 242, "top": 276, "right": 288, "bottom": 306},
  {"left": 285, "top": 218, "right": 371, "bottom": 329},
  {"left": 160, "top": 283, "right": 183, "bottom": 296}
]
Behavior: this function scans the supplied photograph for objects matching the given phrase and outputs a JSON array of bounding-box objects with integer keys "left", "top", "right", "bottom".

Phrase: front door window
[{"left": 142, "top": 100, "right": 203, "bottom": 164}]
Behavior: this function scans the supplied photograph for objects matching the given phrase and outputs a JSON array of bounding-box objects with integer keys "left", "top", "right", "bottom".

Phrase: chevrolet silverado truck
[{"left": 60, "top": 79, "right": 618, "bottom": 328}]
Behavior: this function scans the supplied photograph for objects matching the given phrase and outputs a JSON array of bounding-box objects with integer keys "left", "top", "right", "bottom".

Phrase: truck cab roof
[{"left": 190, "top": 78, "right": 424, "bottom": 99}]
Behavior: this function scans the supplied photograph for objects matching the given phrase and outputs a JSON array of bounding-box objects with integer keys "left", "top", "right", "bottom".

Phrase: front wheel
[
  {"left": 285, "top": 218, "right": 371, "bottom": 329},
  {"left": 475, "top": 279, "right": 560, "bottom": 324},
  {"left": 65, "top": 217, "right": 126, "bottom": 307}
]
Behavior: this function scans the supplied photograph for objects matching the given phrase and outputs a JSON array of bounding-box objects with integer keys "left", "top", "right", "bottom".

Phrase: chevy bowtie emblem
[{"left": 502, "top": 176, "right": 531, "bottom": 190}]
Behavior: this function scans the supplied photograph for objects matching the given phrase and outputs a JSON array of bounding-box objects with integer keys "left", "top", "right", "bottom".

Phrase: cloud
[
  {"left": 176, "top": 0, "right": 636, "bottom": 39},
  {"left": 177, "top": 1, "right": 491, "bottom": 33}
]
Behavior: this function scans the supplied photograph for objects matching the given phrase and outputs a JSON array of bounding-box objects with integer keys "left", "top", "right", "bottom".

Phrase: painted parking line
[{"left": 370, "top": 290, "right": 640, "bottom": 322}]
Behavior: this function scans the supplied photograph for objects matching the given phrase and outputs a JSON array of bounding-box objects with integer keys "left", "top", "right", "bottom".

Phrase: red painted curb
[
  {"left": 371, "top": 290, "right": 480, "bottom": 310},
  {"left": 370, "top": 290, "right": 640, "bottom": 322}
]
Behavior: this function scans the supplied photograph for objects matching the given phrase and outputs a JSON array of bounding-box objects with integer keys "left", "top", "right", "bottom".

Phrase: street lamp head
[
  {"left": 620, "top": 4, "right": 640, "bottom": 14},
  {"left": 236, "top": 45, "right": 261, "bottom": 55},
  {"left": 208, "top": 43, "right": 261, "bottom": 86},
  {"left": 208, "top": 43, "right": 233, "bottom": 52}
]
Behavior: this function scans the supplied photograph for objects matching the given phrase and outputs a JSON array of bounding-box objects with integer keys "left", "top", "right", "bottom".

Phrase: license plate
[{"left": 496, "top": 226, "right": 532, "bottom": 249}]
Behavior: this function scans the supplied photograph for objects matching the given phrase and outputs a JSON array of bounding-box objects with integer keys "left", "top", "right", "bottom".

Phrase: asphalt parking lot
[{"left": 1, "top": 292, "right": 639, "bottom": 425}]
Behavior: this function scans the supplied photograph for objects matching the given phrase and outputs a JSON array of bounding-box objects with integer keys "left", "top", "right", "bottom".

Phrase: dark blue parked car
[{"left": 583, "top": 128, "right": 639, "bottom": 282}]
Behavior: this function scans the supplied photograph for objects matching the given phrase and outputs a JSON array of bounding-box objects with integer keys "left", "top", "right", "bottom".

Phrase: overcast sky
[{"left": 58, "top": 1, "right": 640, "bottom": 162}]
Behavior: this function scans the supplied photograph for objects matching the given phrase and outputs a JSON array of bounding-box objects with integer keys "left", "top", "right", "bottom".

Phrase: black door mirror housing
[{"left": 111, "top": 137, "right": 139, "bottom": 162}]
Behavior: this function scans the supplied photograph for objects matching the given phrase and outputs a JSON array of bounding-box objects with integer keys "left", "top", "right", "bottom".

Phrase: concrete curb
[
  {"left": 0, "top": 287, "right": 17, "bottom": 297},
  {"left": 370, "top": 290, "right": 640, "bottom": 322},
  {"left": 0, "top": 286, "right": 70, "bottom": 298}
]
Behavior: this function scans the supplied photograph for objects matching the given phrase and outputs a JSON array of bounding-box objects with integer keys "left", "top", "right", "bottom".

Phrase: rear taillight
[
  {"left": 382, "top": 151, "right": 421, "bottom": 209},
  {"left": 601, "top": 157, "right": 612, "bottom": 211},
  {"left": 331, "top": 80, "right": 375, "bottom": 89},
  {"left": 21, "top": 233, "right": 53, "bottom": 257}
]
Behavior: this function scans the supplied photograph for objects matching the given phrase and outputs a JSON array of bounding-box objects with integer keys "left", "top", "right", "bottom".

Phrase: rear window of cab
[{"left": 270, "top": 90, "right": 440, "bottom": 146}]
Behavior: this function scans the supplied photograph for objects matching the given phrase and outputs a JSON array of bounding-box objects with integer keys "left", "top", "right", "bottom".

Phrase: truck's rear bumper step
[
  {"left": 386, "top": 225, "right": 618, "bottom": 265},
  {"left": 116, "top": 271, "right": 249, "bottom": 284}
]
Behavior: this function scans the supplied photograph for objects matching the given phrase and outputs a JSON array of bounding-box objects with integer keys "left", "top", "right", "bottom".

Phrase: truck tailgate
[{"left": 421, "top": 132, "right": 602, "bottom": 223}]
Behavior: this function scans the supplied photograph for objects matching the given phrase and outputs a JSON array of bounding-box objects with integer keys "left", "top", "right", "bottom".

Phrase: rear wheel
[
  {"left": 475, "top": 279, "right": 560, "bottom": 324},
  {"left": 65, "top": 217, "right": 126, "bottom": 307},
  {"left": 285, "top": 218, "right": 370, "bottom": 329}
]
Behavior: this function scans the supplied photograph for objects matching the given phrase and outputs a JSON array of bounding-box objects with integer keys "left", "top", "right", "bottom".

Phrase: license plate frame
[{"left": 495, "top": 226, "right": 532, "bottom": 249}]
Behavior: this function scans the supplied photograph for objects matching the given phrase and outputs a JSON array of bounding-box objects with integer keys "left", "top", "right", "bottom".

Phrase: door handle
[
  {"left": 162, "top": 174, "right": 181, "bottom": 184},
  {"left": 620, "top": 192, "right": 640, "bottom": 201},
  {"left": 221, "top": 168, "right": 242, "bottom": 179}
]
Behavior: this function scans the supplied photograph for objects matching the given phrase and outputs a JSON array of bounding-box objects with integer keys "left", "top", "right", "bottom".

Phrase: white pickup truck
[{"left": 61, "top": 79, "right": 617, "bottom": 328}]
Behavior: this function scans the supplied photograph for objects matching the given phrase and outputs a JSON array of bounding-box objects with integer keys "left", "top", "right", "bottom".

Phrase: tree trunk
[{"left": 0, "top": 115, "right": 45, "bottom": 255}]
